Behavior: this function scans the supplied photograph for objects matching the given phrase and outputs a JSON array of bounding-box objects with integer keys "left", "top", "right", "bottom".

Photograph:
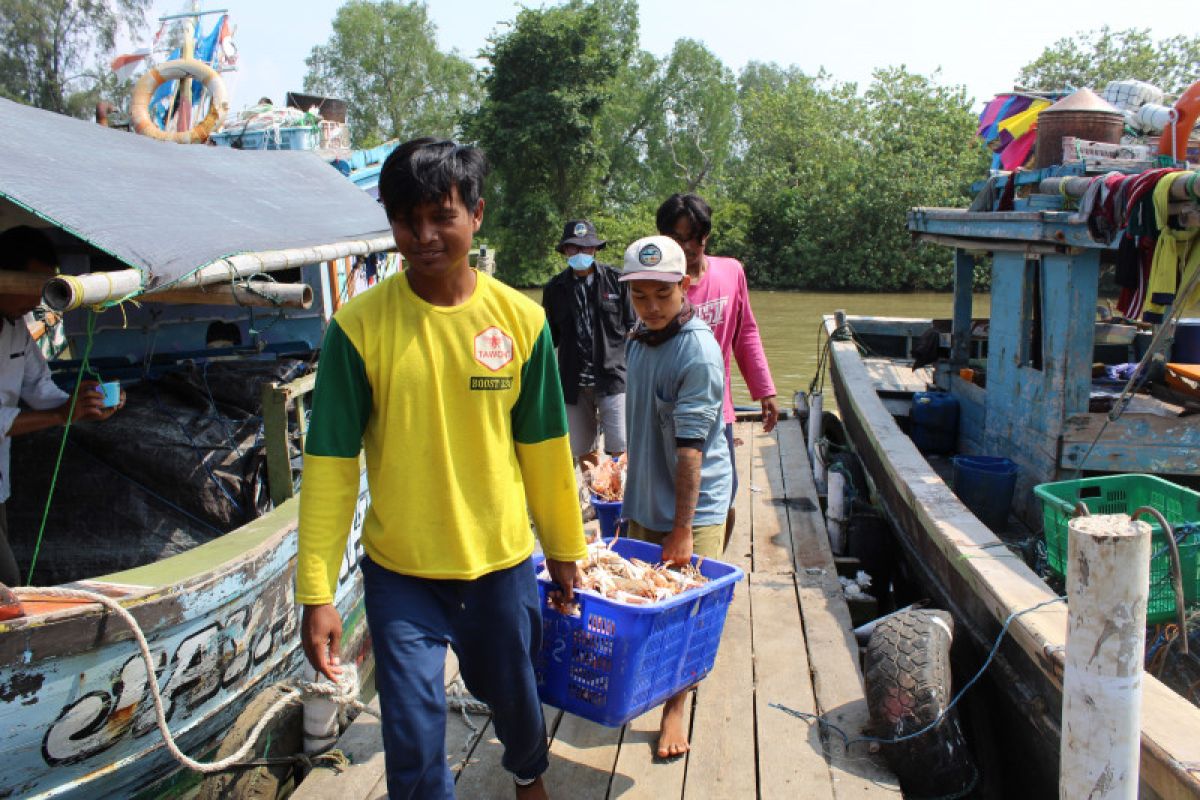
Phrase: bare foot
[
  {"left": 656, "top": 692, "right": 690, "bottom": 759},
  {"left": 515, "top": 776, "right": 549, "bottom": 800}
]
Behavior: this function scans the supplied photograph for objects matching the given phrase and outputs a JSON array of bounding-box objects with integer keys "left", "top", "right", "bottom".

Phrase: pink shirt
[{"left": 686, "top": 256, "right": 776, "bottom": 423}]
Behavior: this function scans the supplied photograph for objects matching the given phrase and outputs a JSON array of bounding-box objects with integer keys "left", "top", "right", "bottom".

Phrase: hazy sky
[{"left": 140, "top": 0, "right": 1198, "bottom": 113}]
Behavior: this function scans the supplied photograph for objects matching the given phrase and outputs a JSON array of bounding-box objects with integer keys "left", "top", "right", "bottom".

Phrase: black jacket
[{"left": 542, "top": 263, "right": 636, "bottom": 403}]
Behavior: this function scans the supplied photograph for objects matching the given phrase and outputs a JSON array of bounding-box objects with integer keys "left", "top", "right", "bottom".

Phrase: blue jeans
[{"left": 362, "top": 556, "right": 548, "bottom": 799}]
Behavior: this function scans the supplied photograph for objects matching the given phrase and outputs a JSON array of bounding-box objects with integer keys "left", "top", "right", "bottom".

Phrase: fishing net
[{"left": 8, "top": 359, "right": 310, "bottom": 584}]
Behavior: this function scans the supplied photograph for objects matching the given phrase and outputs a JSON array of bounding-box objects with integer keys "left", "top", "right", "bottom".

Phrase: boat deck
[{"left": 295, "top": 420, "right": 898, "bottom": 799}]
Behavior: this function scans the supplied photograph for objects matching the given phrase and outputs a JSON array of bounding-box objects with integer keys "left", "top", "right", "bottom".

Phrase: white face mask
[{"left": 567, "top": 253, "right": 595, "bottom": 271}]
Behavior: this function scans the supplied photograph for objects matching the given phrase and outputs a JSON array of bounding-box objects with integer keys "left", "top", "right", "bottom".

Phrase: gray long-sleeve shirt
[{"left": 623, "top": 317, "right": 731, "bottom": 531}]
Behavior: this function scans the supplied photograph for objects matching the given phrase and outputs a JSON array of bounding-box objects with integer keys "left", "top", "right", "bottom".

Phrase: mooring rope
[{"left": 13, "top": 586, "right": 374, "bottom": 774}]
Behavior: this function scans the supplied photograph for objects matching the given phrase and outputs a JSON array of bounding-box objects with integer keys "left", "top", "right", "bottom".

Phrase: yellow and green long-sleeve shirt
[{"left": 296, "top": 270, "right": 587, "bottom": 605}]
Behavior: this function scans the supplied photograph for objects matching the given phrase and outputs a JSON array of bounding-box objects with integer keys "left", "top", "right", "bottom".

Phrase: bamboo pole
[
  {"left": 141, "top": 281, "right": 313, "bottom": 309},
  {"left": 1040, "top": 173, "right": 1200, "bottom": 200},
  {"left": 1060, "top": 513, "right": 1151, "bottom": 800},
  {"left": 42, "top": 270, "right": 143, "bottom": 312},
  {"left": 171, "top": 235, "right": 395, "bottom": 289},
  {"left": 38, "top": 236, "right": 393, "bottom": 311},
  {"left": 176, "top": 3, "right": 197, "bottom": 133}
]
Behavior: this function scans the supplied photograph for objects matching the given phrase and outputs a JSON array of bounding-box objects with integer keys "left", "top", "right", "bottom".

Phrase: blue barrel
[
  {"left": 952, "top": 456, "right": 1018, "bottom": 531},
  {"left": 910, "top": 392, "right": 959, "bottom": 454},
  {"left": 591, "top": 496, "right": 623, "bottom": 540},
  {"left": 1173, "top": 319, "right": 1200, "bottom": 362}
]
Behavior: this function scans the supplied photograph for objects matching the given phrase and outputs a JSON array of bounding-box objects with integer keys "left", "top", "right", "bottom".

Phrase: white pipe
[
  {"left": 42, "top": 269, "right": 143, "bottom": 312},
  {"left": 142, "top": 281, "right": 314, "bottom": 309},
  {"left": 173, "top": 235, "right": 396, "bottom": 289},
  {"left": 813, "top": 437, "right": 827, "bottom": 496},
  {"left": 807, "top": 392, "right": 823, "bottom": 462},
  {"left": 1060, "top": 513, "right": 1151, "bottom": 800},
  {"left": 827, "top": 469, "right": 847, "bottom": 555}
]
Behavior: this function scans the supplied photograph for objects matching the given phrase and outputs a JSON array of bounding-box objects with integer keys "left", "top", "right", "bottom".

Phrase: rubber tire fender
[{"left": 863, "top": 609, "right": 977, "bottom": 799}]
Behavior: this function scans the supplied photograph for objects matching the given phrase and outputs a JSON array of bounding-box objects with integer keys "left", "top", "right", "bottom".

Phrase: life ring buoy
[
  {"left": 130, "top": 58, "right": 229, "bottom": 144},
  {"left": 1159, "top": 79, "right": 1200, "bottom": 160}
]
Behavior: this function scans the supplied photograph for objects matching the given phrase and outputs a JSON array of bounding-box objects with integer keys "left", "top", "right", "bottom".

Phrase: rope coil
[{"left": 13, "top": 586, "right": 373, "bottom": 774}]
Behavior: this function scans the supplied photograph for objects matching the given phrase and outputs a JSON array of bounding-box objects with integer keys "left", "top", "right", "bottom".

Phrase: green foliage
[
  {"left": 736, "top": 66, "right": 986, "bottom": 290},
  {"left": 0, "top": 0, "right": 149, "bottom": 116},
  {"left": 304, "top": 0, "right": 478, "bottom": 147},
  {"left": 644, "top": 39, "right": 738, "bottom": 196},
  {"left": 1017, "top": 26, "right": 1200, "bottom": 97},
  {"left": 465, "top": 0, "right": 639, "bottom": 285}
]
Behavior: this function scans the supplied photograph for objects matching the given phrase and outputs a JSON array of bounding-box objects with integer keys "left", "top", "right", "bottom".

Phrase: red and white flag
[{"left": 110, "top": 48, "right": 151, "bottom": 80}]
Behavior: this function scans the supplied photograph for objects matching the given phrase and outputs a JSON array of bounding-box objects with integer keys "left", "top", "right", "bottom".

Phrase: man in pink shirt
[{"left": 656, "top": 194, "right": 778, "bottom": 546}]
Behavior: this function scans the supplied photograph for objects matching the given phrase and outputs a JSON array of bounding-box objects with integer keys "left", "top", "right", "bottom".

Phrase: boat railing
[{"left": 262, "top": 370, "right": 317, "bottom": 506}]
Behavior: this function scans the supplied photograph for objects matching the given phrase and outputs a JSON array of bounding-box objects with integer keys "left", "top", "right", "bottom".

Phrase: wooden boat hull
[
  {"left": 825, "top": 317, "right": 1200, "bottom": 799},
  {"left": 0, "top": 481, "right": 370, "bottom": 800}
]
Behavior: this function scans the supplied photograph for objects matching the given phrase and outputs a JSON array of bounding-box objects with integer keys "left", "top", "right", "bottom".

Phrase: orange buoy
[
  {"left": 1158, "top": 80, "right": 1200, "bottom": 160},
  {"left": 130, "top": 58, "right": 229, "bottom": 144}
]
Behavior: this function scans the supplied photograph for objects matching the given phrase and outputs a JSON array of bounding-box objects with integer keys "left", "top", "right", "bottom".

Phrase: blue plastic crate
[
  {"left": 275, "top": 126, "right": 318, "bottom": 150},
  {"left": 533, "top": 538, "right": 744, "bottom": 727},
  {"left": 209, "top": 129, "right": 269, "bottom": 149}
]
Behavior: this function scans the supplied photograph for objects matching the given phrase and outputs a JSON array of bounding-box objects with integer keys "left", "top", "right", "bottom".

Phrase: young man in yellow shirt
[{"left": 297, "top": 139, "right": 587, "bottom": 799}]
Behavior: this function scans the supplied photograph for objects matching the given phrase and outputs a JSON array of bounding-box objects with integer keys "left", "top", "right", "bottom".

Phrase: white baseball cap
[{"left": 619, "top": 235, "right": 686, "bottom": 283}]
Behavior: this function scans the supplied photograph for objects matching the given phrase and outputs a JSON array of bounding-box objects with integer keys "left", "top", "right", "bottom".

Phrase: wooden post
[
  {"left": 261, "top": 381, "right": 294, "bottom": 507},
  {"left": 951, "top": 249, "right": 974, "bottom": 367},
  {"left": 1060, "top": 513, "right": 1151, "bottom": 800},
  {"left": 176, "top": 3, "right": 197, "bottom": 132},
  {"left": 806, "top": 391, "right": 823, "bottom": 463}
]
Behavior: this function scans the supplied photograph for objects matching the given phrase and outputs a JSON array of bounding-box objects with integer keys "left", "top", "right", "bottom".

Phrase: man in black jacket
[{"left": 542, "top": 219, "right": 635, "bottom": 471}]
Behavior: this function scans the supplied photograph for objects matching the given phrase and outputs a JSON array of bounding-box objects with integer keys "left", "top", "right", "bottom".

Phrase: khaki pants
[{"left": 625, "top": 519, "right": 725, "bottom": 559}]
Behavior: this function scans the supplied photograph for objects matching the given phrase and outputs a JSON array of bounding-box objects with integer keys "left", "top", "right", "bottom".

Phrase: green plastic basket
[{"left": 1033, "top": 474, "right": 1200, "bottom": 624}]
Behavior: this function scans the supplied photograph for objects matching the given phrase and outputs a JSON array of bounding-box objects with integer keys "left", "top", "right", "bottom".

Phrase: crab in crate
[
  {"left": 541, "top": 539, "right": 710, "bottom": 615},
  {"left": 583, "top": 453, "right": 628, "bottom": 501}
]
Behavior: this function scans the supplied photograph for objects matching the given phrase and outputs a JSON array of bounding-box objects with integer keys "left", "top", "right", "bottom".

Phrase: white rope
[
  {"left": 14, "top": 586, "right": 373, "bottom": 774},
  {"left": 446, "top": 675, "right": 492, "bottom": 754}
]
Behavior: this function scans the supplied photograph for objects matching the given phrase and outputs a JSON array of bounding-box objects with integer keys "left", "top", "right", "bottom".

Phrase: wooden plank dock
[{"left": 295, "top": 419, "right": 899, "bottom": 799}]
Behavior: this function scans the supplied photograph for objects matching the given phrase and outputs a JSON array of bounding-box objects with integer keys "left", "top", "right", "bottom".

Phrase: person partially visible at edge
[
  {"left": 0, "top": 226, "right": 124, "bottom": 587},
  {"left": 656, "top": 193, "right": 777, "bottom": 547},
  {"left": 619, "top": 234, "right": 732, "bottom": 760},
  {"left": 541, "top": 219, "right": 635, "bottom": 473},
  {"left": 296, "top": 138, "right": 587, "bottom": 800}
]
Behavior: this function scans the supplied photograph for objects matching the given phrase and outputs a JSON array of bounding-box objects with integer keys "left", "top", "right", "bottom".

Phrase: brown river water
[{"left": 524, "top": 288, "right": 992, "bottom": 406}]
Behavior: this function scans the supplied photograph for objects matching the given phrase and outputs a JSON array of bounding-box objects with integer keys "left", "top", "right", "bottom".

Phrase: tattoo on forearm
[{"left": 674, "top": 448, "right": 702, "bottom": 530}]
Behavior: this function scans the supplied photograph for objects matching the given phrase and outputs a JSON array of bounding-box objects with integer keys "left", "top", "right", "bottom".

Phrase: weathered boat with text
[
  {"left": 817, "top": 174, "right": 1200, "bottom": 797},
  {"left": 0, "top": 98, "right": 395, "bottom": 798}
]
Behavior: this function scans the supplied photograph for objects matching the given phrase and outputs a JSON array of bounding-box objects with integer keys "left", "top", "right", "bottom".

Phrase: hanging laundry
[{"left": 1143, "top": 171, "right": 1200, "bottom": 322}]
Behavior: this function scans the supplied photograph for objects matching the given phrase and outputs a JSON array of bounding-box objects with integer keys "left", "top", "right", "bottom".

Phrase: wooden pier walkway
[{"left": 295, "top": 419, "right": 899, "bottom": 799}]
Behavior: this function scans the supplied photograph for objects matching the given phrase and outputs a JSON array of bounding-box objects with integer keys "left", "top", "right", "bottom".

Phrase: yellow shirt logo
[{"left": 474, "top": 326, "right": 514, "bottom": 371}]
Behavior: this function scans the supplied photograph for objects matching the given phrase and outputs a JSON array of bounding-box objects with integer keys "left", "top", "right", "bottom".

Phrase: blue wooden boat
[
  {"left": 0, "top": 98, "right": 395, "bottom": 798},
  {"left": 819, "top": 173, "right": 1200, "bottom": 798}
]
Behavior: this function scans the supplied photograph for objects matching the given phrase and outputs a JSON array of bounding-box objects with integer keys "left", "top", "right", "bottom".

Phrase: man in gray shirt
[{"left": 619, "top": 234, "right": 731, "bottom": 760}]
